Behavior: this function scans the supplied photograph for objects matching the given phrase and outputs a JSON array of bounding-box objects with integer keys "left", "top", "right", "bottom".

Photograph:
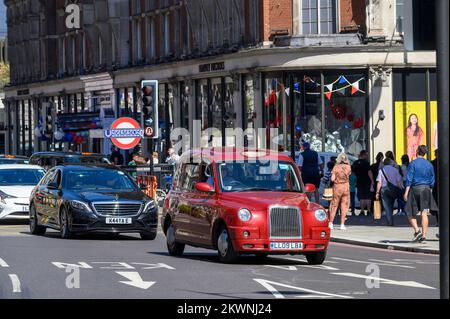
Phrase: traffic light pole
[
  {"left": 148, "top": 138, "right": 154, "bottom": 176},
  {"left": 436, "top": 0, "right": 449, "bottom": 300}
]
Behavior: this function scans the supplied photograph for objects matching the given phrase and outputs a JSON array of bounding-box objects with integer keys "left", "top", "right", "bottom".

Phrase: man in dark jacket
[
  {"left": 296, "top": 142, "right": 323, "bottom": 203},
  {"left": 352, "top": 150, "right": 372, "bottom": 216}
]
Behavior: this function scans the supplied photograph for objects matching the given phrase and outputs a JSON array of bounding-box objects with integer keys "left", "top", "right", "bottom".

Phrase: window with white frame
[
  {"left": 298, "top": 0, "right": 337, "bottom": 35},
  {"left": 396, "top": 0, "right": 404, "bottom": 34}
]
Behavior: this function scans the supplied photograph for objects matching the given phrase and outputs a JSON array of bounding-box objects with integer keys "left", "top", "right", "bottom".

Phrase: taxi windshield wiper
[{"left": 239, "top": 187, "right": 274, "bottom": 192}]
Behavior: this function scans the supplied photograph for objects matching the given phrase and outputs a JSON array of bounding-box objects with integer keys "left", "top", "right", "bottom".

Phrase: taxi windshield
[{"left": 217, "top": 160, "right": 302, "bottom": 193}]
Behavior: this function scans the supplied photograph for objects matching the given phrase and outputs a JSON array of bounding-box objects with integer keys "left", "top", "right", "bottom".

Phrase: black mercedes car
[{"left": 29, "top": 165, "right": 158, "bottom": 240}]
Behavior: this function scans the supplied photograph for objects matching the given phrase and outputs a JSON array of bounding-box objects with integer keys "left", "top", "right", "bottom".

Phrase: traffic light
[
  {"left": 141, "top": 80, "right": 159, "bottom": 139},
  {"left": 45, "top": 102, "right": 54, "bottom": 136}
]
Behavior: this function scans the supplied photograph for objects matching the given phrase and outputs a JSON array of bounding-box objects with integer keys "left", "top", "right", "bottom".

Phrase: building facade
[{"left": 2, "top": 0, "right": 438, "bottom": 163}]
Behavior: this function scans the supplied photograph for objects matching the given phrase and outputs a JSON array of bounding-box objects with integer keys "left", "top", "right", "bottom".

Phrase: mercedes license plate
[
  {"left": 270, "top": 242, "right": 303, "bottom": 250},
  {"left": 106, "top": 217, "right": 132, "bottom": 225}
]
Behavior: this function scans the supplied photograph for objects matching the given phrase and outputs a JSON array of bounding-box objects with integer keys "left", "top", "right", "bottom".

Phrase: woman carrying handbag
[{"left": 328, "top": 153, "right": 352, "bottom": 230}]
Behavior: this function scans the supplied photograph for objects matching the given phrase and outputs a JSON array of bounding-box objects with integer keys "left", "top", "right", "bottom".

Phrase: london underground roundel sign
[{"left": 104, "top": 117, "right": 144, "bottom": 150}]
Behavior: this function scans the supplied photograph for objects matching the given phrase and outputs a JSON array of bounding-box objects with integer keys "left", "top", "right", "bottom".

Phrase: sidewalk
[{"left": 330, "top": 213, "right": 440, "bottom": 254}]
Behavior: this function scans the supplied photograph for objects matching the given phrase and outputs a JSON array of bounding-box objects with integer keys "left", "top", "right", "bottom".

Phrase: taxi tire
[
  {"left": 305, "top": 251, "right": 327, "bottom": 265},
  {"left": 30, "top": 205, "right": 46, "bottom": 236},
  {"left": 217, "top": 226, "right": 238, "bottom": 264},
  {"left": 166, "top": 223, "right": 185, "bottom": 256},
  {"left": 60, "top": 207, "right": 73, "bottom": 239},
  {"left": 140, "top": 230, "right": 157, "bottom": 240}
]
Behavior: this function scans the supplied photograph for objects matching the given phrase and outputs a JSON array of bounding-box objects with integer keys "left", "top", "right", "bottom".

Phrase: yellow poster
[{"left": 395, "top": 101, "right": 438, "bottom": 163}]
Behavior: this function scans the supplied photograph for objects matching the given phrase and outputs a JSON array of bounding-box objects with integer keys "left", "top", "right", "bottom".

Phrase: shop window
[
  {"left": 323, "top": 73, "right": 367, "bottom": 156},
  {"left": 293, "top": 75, "right": 322, "bottom": 154},
  {"left": 244, "top": 75, "right": 256, "bottom": 146},
  {"left": 210, "top": 78, "right": 223, "bottom": 147},
  {"left": 180, "top": 82, "right": 190, "bottom": 130},
  {"left": 263, "top": 76, "right": 289, "bottom": 151},
  {"left": 224, "top": 77, "right": 237, "bottom": 146}
]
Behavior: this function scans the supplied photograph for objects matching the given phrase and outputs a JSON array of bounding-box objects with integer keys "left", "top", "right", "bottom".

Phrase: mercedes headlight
[
  {"left": 0, "top": 190, "right": 16, "bottom": 204},
  {"left": 238, "top": 208, "right": 252, "bottom": 222},
  {"left": 70, "top": 200, "right": 92, "bottom": 212},
  {"left": 143, "top": 200, "right": 156, "bottom": 212},
  {"left": 314, "top": 209, "right": 328, "bottom": 222}
]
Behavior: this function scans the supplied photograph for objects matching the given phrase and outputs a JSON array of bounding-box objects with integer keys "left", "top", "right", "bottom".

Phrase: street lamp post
[{"left": 436, "top": 0, "right": 449, "bottom": 300}]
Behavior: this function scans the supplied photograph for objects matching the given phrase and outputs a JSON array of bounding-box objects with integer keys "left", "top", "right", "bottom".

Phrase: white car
[{"left": 0, "top": 164, "right": 46, "bottom": 220}]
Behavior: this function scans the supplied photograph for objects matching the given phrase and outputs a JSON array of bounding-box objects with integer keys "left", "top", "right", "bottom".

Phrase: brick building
[{"left": 2, "top": 0, "right": 438, "bottom": 164}]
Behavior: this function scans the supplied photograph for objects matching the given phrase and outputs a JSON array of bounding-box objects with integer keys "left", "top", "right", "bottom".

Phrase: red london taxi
[{"left": 161, "top": 148, "right": 330, "bottom": 264}]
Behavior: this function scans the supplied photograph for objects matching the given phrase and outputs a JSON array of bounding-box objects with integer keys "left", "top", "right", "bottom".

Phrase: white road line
[
  {"left": 331, "top": 272, "right": 436, "bottom": 289},
  {"left": 253, "top": 278, "right": 353, "bottom": 299},
  {"left": 0, "top": 258, "right": 9, "bottom": 268},
  {"left": 331, "top": 257, "right": 415, "bottom": 269},
  {"left": 116, "top": 271, "right": 155, "bottom": 290},
  {"left": 8, "top": 274, "right": 22, "bottom": 293}
]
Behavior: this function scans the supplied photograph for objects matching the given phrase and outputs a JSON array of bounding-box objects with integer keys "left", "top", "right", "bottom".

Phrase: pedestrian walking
[
  {"left": 376, "top": 158, "right": 403, "bottom": 226},
  {"left": 369, "top": 152, "right": 384, "bottom": 214},
  {"left": 404, "top": 145, "right": 438, "bottom": 243},
  {"left": 398, "top": 154, "right": 410, "bottom": 215},
  {"left": 297, "top": 142, "right": 324, "bottom": 203},
  {"left": 328, "top": 153, "right": 352, "bottom": 230},
  {"left": 349, "top": 167, "right": 357, "bottom": 216},
  {"left": 352, "top": 150, "right": 372, "bottom": 216}
]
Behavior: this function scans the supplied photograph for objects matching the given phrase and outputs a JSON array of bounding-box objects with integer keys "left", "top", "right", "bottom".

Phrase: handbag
[
  {"left": 381, "top": 168, "right": 402, "bottom": 198},
  {"left": 373, "top": 200, "right": 382, "bottom": 220},
  {"left": 322, "top": 173, "right": 334, "bottom": 201}
]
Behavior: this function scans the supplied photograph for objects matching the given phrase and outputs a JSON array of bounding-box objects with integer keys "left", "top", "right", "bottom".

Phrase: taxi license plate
[
  {"left": 105, "top": 218, "right": 132, "bottom": 225},
  {"left": 270, "top": 242, "right": 303, "bottom": 250}
]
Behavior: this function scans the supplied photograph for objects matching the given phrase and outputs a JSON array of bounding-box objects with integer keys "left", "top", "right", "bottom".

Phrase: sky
[{"left": 0, "top": 2, "right": 6, "bottom": 38}]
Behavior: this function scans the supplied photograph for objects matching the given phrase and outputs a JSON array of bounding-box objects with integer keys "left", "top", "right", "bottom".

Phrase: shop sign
[
  {"left": 104, "top": 117, "right": 144, "bottom": 150},
  {"left": 199, "top": 62, "right": 225, "bottom": 73}
]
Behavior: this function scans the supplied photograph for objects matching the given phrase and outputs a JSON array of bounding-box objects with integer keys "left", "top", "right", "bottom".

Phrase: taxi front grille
[{"left": 269, "top": 206, "right": 302, "bottom": 239}]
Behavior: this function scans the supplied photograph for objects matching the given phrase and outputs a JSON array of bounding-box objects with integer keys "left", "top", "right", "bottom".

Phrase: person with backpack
[{"left": 375, "top": 158, "right": 403, "bottom": 226}]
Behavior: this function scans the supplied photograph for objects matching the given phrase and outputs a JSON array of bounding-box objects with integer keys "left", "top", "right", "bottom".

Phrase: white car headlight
[
  {"left": 238, "top": 208, "right": 252, "bottom": 222},
  {"left": 314, "top": 209, "right": 328, "bottom": 222},
  {"left": 70, "top": 200, "right": 92, "bottom": 213}
]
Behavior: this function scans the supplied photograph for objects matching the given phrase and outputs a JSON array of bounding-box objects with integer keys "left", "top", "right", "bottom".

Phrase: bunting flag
[
  {"left": 294, "top": 82, "right": 300, "bottom": 93},
  {"left": 326, "top": 84, "right": 334, "bottom": 92},
  {"left": 285, "top": 88, "right": 290, "bottom": 96},
  {"left": 325, "top": 92, "right": 332, "bottom": 100},
  {"left": 339, "top": 76, "right": 347, "bottom": 84},
  {"left": 351, "top": 81, "right": 360, "bottom": 95}
]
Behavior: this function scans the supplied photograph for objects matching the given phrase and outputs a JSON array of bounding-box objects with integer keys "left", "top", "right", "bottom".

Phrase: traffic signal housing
[
  {"left": 45, "top": 102, "right": 54, "bottom": 136},
  {"left": 141, "top": 80, "right": 159, "bottom": 139}
]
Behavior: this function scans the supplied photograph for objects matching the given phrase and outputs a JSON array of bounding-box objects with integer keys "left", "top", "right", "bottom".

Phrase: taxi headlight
[
  {"left": 238, "top": 208, "right": 252, "bottom": 222},
  {"left": 314, "top": 209, "right": 327, "bottom": 222}
]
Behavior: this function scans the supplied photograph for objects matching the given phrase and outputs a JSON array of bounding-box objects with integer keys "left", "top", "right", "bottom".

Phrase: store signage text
[{"left": 199, "top": 62, "right": 225, "bottom": 73}]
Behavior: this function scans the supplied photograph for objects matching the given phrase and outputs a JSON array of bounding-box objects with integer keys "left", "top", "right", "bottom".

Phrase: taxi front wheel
[
  {"left": 304, "top": 251, "right": 327, "bottom": 265},
  {"left": 217, "top": 226, "right": 238, "bottom": 264}
]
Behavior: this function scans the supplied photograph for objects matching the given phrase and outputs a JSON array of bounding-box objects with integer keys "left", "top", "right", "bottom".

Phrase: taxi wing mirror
[
  {"left": 195, "top": 183, "right": 214, "bottom": 193},
  {"left": 304, "top": 183, "right": 316, "bottom": 193},
  {"left": 47, "top": 182, "right": 59, "bottom": 190}
]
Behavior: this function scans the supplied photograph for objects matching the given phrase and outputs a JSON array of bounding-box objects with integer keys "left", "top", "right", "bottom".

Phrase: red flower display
[
  {"left": 353, "top": 117, "right": 364, "bottom": 129},
  {"left": 330, "top": 103, "right": 347, "bottom": 120}
]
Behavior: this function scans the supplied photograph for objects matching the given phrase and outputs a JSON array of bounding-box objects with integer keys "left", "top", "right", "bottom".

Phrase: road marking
[
  {"left": 92, "top": 262, "right": 135, "bottom": 270},
  {"left": 331, "top": 257, "right": 415, "bottom": 269},
  {"left": 116, "top": 271, "right": 155, "bottom": 290},
  {"left": 131, "top": 262, "right": 175, "bottom": 270},
  {"left": 281, "top": 257, "right": 340, "bottom": 270},
  {"left": 265, "top": 265, "right": 298, "bottom": 271},
  {"left": 331, "top": 272, "right": 436, "bottom": 289},
  {"left": 253, "top": 278, "right": 353, "bottom": 299},
  {"left": 52, "top": 262, "right": 93, "bottom": 269},
  {"left": 8, "top": 274, "right": 21, "bottom": 293},
  {"left": 0, "top": 258, "right": 9, "bottom": 268}
]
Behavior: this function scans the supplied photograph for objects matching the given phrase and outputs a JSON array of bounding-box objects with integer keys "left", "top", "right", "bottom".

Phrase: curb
[{"left": 330, "top": 237, "right": 439, "bottom": 255}]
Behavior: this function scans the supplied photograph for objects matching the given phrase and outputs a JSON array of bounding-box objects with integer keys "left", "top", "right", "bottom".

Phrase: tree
[{"left": 0, "top": 62, "right": 10, "bottom": 89}]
